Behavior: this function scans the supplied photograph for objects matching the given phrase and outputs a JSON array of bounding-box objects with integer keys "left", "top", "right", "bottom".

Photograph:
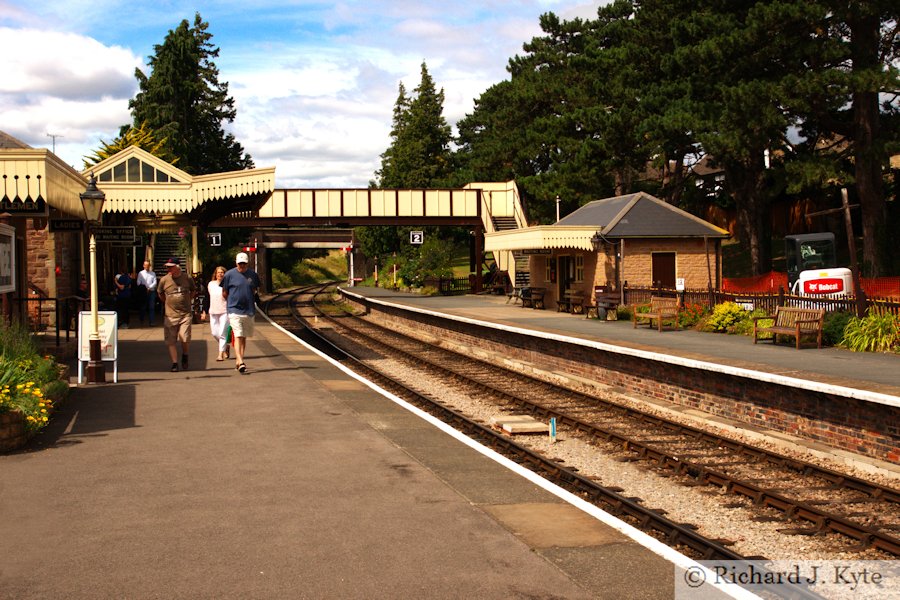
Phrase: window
[{"left": 575, "top": 255, "right": 584, "bottom": 283}]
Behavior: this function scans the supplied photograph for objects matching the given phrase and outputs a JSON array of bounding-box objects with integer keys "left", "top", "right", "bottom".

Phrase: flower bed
[{"left": 1, "top": 321, "right": 69, "bottom": 452}]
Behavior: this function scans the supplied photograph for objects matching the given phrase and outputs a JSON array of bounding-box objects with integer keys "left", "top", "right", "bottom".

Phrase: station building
[{"left": 1, "top": 131, "right": 274, "bottom": 325}]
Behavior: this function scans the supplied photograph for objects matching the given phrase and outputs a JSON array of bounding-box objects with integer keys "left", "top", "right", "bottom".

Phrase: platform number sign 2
[{"left": 410, "top": 231, "right": 424, "bottom": 245}]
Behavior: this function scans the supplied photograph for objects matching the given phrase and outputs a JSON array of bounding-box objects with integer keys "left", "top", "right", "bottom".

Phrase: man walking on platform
[
  {"left": 136, "top": 260, "right": 158, "bottom": 326},
  {"left": 158, "top": 257, "right": 196, "bottom": 372},
  {"left": 220, "top": 252, "right": 260, "bottom": 374}
]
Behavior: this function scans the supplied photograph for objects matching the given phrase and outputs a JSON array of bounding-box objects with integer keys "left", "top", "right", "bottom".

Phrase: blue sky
[{"left": 1, "top": 1, "right": 602, "bottom": 187}]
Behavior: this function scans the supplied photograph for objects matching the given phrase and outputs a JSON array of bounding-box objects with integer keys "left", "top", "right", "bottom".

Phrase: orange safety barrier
[
  {"left": 722, "top": 271, "right": 788, "bottom": 293},
  {"left": 722, "top": 272, "right": 900, "bottom": 298},
  {"left": 862, "top": 277, "right": 900, "bottom": 299}
]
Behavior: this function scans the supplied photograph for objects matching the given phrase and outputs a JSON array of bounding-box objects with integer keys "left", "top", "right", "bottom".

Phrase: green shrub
[
  {"left": 703, "top": 301, "right": 749, "bottom": 333},
  {"left": 271, "top": 268, "right": 293, "bottom": 290},
  {"left": 823, "top": 311, "right": 853, "bottom": 347},
  {"left": 733, "top": 308, "right": 770, "bottom": 336},
  {"left": 842, "top": 308, "right": 900, "bottom": 353},
  {"left": 0, "top": 321, "right": 65, "bottom": 432},
  {"left": 616, "top": 305, "right": 633, "bottom": 320}
]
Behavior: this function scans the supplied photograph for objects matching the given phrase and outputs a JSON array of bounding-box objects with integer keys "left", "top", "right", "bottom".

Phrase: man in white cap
[{"left": 220, "top": 252, "right": 260, "bottom": 373}]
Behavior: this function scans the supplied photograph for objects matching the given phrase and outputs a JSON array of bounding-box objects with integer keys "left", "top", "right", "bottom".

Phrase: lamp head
[{"left": 80, "top": 171, "right": 106, "bottom": 224}]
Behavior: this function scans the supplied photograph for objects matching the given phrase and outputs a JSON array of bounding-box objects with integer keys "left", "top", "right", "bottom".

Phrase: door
[
  {"left": 651, "top": 252, "right": 676, "bottom": 289},
  {"left": 557, "top": 255, "right": 574, "bottom": 296}
]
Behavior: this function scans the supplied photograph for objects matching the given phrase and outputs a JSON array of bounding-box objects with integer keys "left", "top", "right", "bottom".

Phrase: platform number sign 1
[
  {"left": 207, "top": 232, "right": 222, "bottom": 247},
  {"left": 410, "top": 231, "right": 424, "bottom": 245}
]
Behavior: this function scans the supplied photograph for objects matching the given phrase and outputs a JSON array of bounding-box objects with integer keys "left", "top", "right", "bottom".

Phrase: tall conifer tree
[{"left": 129, "top": 13, "right": 252, "bottom": 174}]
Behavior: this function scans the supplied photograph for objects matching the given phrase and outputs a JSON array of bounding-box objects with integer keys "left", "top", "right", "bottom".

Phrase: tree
[
  {"left": 780, "top": 1, "right": 900, "bottom": 276},
  {"left": 83, "top": 121, "right": 177, "bottom": 168},
  {"left": 129, "top": 12, "right": 253, "bottom": 174},
  {"left": 374, "top": 63, "right": 453, "bottom": 188}
]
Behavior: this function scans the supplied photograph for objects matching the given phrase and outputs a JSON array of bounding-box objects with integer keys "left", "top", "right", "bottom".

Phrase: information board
[{"left": 77, "top": 311, "right": 118, "bottom": 361}]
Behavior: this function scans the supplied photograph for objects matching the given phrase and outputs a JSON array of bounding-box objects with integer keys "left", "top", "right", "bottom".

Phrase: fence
[
  {"left": 422, "top": 276, "right": 472, "bottom": 296},
  {"left": 621, "top": 283, "right": 900, "bottom": 317},
  {"left": 8, "top": 296, "right": 89, "bottom": 347}
]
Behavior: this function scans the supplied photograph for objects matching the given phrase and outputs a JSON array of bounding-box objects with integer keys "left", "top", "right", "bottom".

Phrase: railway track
[{"left": 264, "top": 286, "right": 900, "bottom": 563}]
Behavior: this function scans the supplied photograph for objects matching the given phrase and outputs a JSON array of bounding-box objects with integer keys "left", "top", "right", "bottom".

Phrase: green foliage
[
  {"left": 129, "top": 12, "right": 253, "bottom": 174},
  {"left": 374, "top": 62, "right": 452, "bottom": 188},
  {"left": 734, "top": 308, "right": 770, "bottom": 337},
  {"left": 842, "top": 308, "right": 900, "bottom": 353},
  {"left": 84, "top": 121, "right": 178, "bottom": 168},
  {"left": 703, "top": 302, "right": 750, "bottom": 333},
  {"left": 271, "top": 268, "right": 293, "bottom": 290},
  {"left": 395, "top": 236, "right": 454, "bottom": 288},
  {"left": 823, "top": 311, "right": 853, "bottom": 347},
  {"left": 0, "top": 321, "right": 67, "bottom": 433}
]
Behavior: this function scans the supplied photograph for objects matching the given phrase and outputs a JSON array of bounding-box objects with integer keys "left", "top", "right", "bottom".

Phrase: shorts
[
  {"left": 164, "top": 314, "right": 192, "bottom": 344},
  {"left": 228, "top": 313, "right": 254, "bottom": 338}
]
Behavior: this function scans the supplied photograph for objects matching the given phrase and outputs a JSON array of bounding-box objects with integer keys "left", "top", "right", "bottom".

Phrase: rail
[{"left": 9, "top": 295, "right": 89, "bottom": 347}]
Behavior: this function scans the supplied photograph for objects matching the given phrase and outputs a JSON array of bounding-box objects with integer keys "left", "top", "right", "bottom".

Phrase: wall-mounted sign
[
  {"left": 49, "top": 219, "right": 85, "bottom": 233},
  {"left": 0, "top": 223, "right": 15, "bottom": 294},
  {"left": 521, "top": 249, "right": 551, "bottom": 255},
  {"left": 94, "top": 226, "right": 136, "bottom": 243},
  {"left": 410, "top": 231, "right": 424, "bottom": 245}
]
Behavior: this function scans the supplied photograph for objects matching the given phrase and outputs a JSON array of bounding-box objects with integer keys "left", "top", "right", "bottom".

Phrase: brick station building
[{"left": 484, "top": 192, "right": 730, "bottom": 308}]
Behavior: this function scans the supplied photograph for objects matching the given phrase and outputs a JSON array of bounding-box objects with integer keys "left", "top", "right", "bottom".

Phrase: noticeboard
[
  {"left": 0, "top": 223, "right": 15, "bottom": 294},
  {"left": 77, "top": 311, "right": 118, "bottom": 362}
]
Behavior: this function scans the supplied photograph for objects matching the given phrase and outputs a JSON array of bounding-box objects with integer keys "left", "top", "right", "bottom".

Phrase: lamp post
[{"left": 80, "top": 173, "right": 106, "bottom": 384}]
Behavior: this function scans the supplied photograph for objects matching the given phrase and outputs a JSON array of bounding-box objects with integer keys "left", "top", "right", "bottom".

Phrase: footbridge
[{"left": 209, "top": 181, "right": 527, "bottom": 293}]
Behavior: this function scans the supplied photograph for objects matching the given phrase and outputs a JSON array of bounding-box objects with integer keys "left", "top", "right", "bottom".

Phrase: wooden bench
[
  {"left": 752, "top": 306, "right": 825, "bottom": 349},
  {"left": 520, "top": 287, "right": 546, "bottom": 309},
  {"left": 556, "top": 289, "right": 585, "bottom": 314},
  {"left": 586, "top": 292, "right": 620, "bottom": 320},
  {"left": 632, "top": 297, "right": 680, "bottom": 332}
]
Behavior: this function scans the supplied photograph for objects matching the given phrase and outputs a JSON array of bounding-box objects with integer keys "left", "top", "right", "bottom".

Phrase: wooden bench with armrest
[
  {"left": 520, "top": 287, "right": 546, "bottom": 309},
  {"left": 752, "top": 306, "right": 825, "bottom": 349},
  {"left": 556, "top": 289, "right": 585, "bottom": 314},
  {"left": 632, "top": 296, "right": 680, "bottom": 332},
  {"left": 585, "top": 291, "right": 620, "bottom": 320}
]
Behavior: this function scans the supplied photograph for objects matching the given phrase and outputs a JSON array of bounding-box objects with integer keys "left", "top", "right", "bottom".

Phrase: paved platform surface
[
  {"left": 1, "top": 315, "right": 679, "bottom": 599},
  {"left": 348, "top": 287, "right": 900, "bottom": 398}
]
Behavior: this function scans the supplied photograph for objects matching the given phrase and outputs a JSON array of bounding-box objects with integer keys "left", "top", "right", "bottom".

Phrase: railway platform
[
  {"left": 342, "top": 286, "right": 900, "bottom": 478},
  {"left": 345, "top": 286, "right": 900, "bottom": 396},
  {"left": 1, "top": 313, "right": 687, "bottom": 599}
]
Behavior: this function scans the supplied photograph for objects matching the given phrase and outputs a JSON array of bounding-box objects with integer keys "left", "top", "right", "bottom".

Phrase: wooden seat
[
  {"left": 556, "top": 289, "right": 584, "bottom": 314},
  {"left": 520, "top": 287, "right": 546, "bottom": 309},
  {"left": 632, "top": 297, "right": 679, "bottom": 332},
  {"left": 753, "top": 306, "right": 825, "bottom": 349}
]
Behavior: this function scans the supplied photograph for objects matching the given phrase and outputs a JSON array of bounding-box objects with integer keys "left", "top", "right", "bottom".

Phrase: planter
[{"left": 0, "top": 410, "right": 27, "bottom": 452}]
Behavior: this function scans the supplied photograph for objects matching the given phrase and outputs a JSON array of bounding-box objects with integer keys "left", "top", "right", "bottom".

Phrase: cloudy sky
[{"left": 1, "top": 1, "right": 602, "bottom": 188}]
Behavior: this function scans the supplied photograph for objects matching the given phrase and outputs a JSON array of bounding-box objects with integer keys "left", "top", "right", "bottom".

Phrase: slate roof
[
  {"left": 556, "top": 192, "right": 729, "bottom": 238},
  {"left": 0, "top": 130, "right": 32, "bottom": 149}
]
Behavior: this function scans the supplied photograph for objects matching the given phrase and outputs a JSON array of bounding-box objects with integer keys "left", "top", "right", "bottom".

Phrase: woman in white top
[{"left": 203, "top": 266, "right": 230, "bottom": 361}]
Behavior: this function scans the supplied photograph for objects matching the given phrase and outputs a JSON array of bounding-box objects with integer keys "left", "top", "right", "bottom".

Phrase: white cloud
[{"left": 1, "top": 1, "right": 605, "bottom": 184}]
